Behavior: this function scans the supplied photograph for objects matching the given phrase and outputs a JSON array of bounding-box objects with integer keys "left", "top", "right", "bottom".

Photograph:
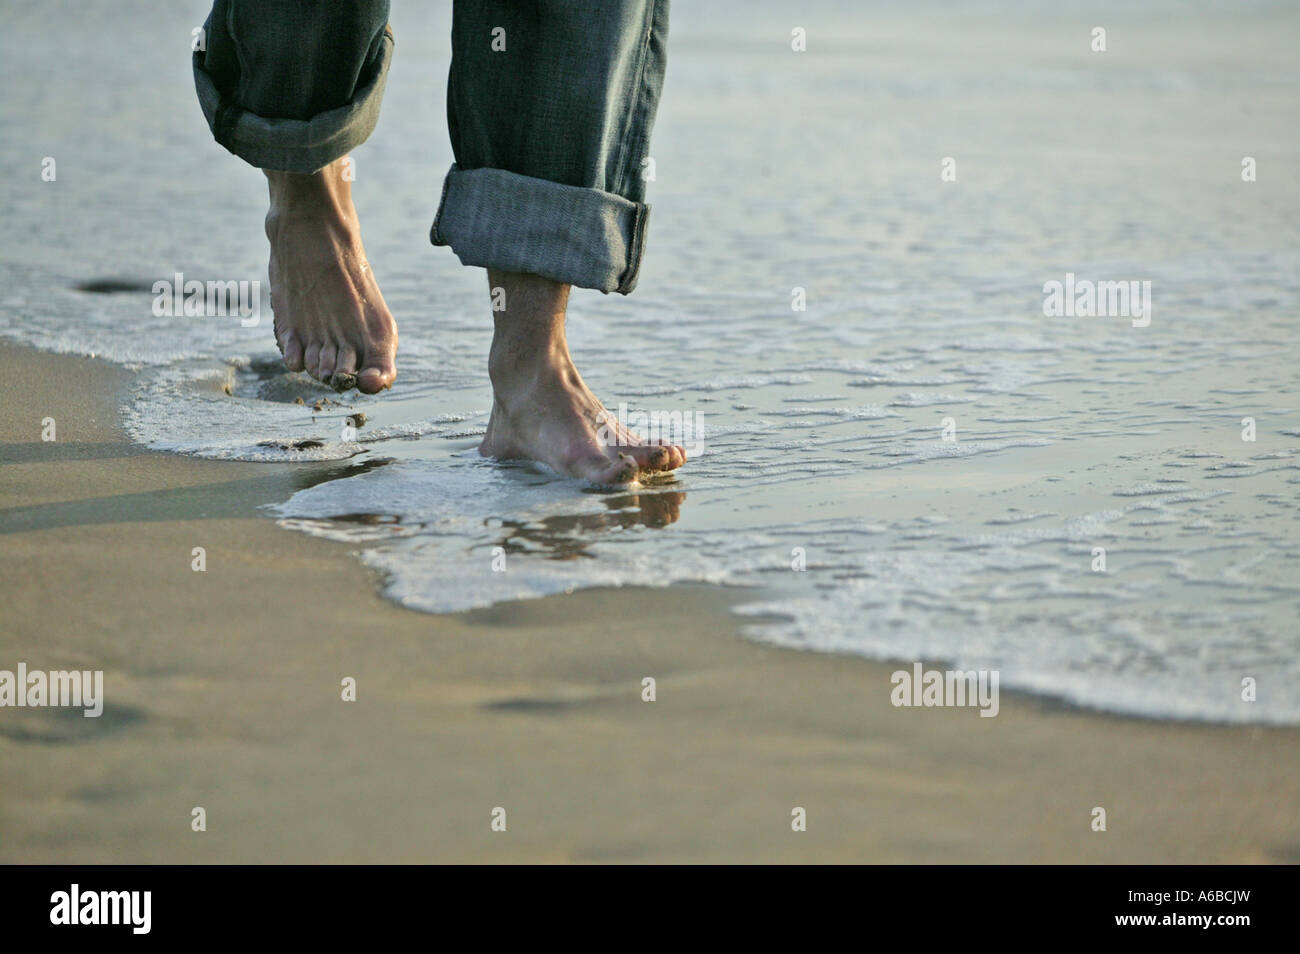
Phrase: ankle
[
  {"left": 265, "top": 160, "right": 353, "bottom": 222},
  {"left": 486, "top": 270, "right": 575, "bottom": 397},
  {"left": 488, "top": 333, "right": 573, "bottom": 398}
]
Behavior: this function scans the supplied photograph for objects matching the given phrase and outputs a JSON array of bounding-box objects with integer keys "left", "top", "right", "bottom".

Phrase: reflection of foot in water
[
  {"left": 263, "top": 158, "right": 398, "bottom": 394},
  {"left": 478, "top": 270, "right": 687, "bottom": 484},
  {"left": 611, "top": 490, "right": 684, "bottom": 529},
  {"left": 493, "top": 491, "right": 686, "bottom": 560}
]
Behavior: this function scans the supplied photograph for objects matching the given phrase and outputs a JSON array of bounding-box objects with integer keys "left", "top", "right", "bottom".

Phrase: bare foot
[
  {"left": 478, "top": 270, "right": 687, "bottom": 484},
  {"left": 264, "top": 158, "right": 397, "bottom": 393}
]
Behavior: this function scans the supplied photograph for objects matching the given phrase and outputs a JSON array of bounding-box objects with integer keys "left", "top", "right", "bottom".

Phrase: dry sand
[{"left": 1, "top": 343, "right": 1297, "bottom": 863}]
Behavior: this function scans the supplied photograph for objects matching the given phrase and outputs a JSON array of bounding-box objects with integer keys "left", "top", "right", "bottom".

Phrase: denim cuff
[
  {"left": 430, "top": 165, "right": 650, "bottom": 295},
  {"left": 192, "top": 28, "right": 394, "bottom": 174}
]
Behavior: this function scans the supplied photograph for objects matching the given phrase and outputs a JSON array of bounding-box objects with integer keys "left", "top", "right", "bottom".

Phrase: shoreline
[{"left": 2, "top": 341, "right": 1298, "bottom": 863}]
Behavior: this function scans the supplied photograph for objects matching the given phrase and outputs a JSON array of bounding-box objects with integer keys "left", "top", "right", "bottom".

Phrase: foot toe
[
  {"left": 317, "top": 343, "right": 339, "bottom": 380},
  {"left": 280, "top": 332, "right": 305, "bottom": 372},
  {"left": 303, "top": 341, "right": 323, "bottom": 380},
  {"left": 334, "top": 345, "right": 358, "bottom": 376},
  {"left": 559, "top": 447, "right": 639, "bottom": 485},
  {"left": 356, "top": 347, "right": 396, "bottom": 393},
  {"left": 632, "top": 442, "right": 686, "bottom": 470},
  {"left": 593, "top": 453, "right": 639, "bottom": 485},
  {"left": 621, "top": 443, "right": 672, "bottom": 471}
]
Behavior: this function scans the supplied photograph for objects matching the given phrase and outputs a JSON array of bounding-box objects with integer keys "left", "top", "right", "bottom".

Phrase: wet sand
[{"left": 1, "top": 342, "right": 1297, "bottom": 863}]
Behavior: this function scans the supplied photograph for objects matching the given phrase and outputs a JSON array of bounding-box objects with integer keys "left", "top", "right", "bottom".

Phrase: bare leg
[
  {"left": 479, "top": 270, "right": 686, "bottom": 484},
  {"left": 264, "top": 158, "right": 397, "bottom": 393}
]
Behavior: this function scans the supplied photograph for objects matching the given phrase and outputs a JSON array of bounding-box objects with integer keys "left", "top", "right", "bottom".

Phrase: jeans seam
[
  {"left": 429, "top": 165, "right": 455, "bottom": 246},
  {"left": 225, "top": 0, "right": 250, "bottom": 119},
  {"left": 611, "top": 2, "right": 657, "bottom": 201},
  {"left": 213, "top": 98, "right": 243, "bottom": 150},
  {"left": 618, "top": 201, "right": 648, "bottom": 294}
]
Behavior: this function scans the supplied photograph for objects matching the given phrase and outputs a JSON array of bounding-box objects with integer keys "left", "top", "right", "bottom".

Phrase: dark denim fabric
[
  {"left": 193, "top": 0, "right": 394, "bottom": 173},
  {"left": 193, "top": 1, "right": 669, "bottom": 294}
]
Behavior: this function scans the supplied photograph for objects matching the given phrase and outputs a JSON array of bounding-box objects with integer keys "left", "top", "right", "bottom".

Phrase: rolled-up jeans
[{"left": 193, "top": 1, "right": 669, "bottom": 294}]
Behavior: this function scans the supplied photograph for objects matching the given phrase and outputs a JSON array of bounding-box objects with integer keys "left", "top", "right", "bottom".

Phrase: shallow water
[{"left": 2, "top": 1, "right": 1298, "bottom": 722}]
